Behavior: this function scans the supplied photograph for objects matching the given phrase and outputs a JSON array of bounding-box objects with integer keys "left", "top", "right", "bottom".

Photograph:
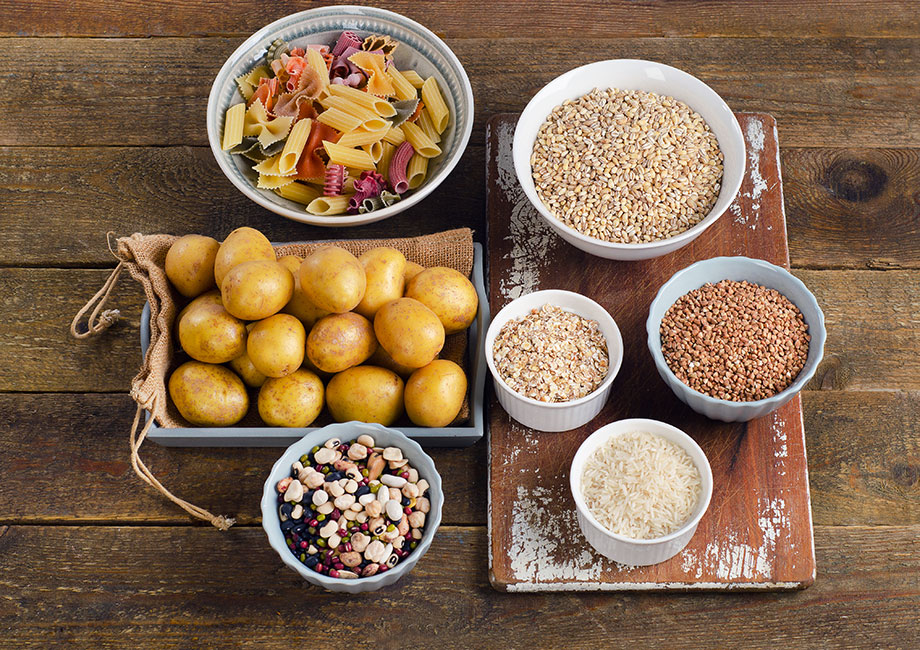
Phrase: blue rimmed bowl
[
  {"left": 261, "top": 422, "right": 443, "bottom": 593},
  {"left": 647, "top": 256, "right": 826, "bottom": 422},
  {"left": 207, "top": 6, "right": 474, "bottom": 226}
]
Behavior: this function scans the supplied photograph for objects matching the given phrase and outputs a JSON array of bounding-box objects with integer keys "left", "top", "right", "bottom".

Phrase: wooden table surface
[{"left": 1, "top": 1, "right": 918, "bottom": 647}]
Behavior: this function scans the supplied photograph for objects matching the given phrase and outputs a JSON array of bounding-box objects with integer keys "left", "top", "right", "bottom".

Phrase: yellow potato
[
  {"left": 221, "top": 260, "right": 294, "bottom": 321},
  {"left": 368, "top": 345, "right": 418, "bottom": 378},
  {"left": 326, "top": 366, "right": 405, "bottom": 426},
  {"left": 374, "top": 297, "right": 445, "bottom": 368},
  {"left": 165, "top": 234, "right": 220, "bottom": 298},
  {"left": 247, "top": 313, "right": 306, "bottom": 378},
  {"left": 178, "top": 293, "right": 247, "bottom": 363},
  {"left": 228, "top": 351, "right": 267, "bottom": 388},
  {"left": 404, "top": 360, "right": 468, "bottom": 427},
  {"left": 168, "top": 361, "right": 249, "bottom": 426},
  {"left": 406, "top": 267, "right": 479, "bottom": 334},
  {"left": 403, "top": 260, "right": 425, "bottom": 285},
  {"left": 299, "top": 246, "right": 366, "bottom": 313},
  {"left": 258, "top": 369, "right": 324, "bottom": 427},
  {"left": 355, "top": 247, "right": 406, "bottom": 319},
  {"left": 213, "top": 226, "right": 275, "bottom": 287},
  {"left": 306, "top": 312, "right": 377, "bottom": 374},
  {"left": 278, "top": 255, "right": 330, "bottom": 327}
]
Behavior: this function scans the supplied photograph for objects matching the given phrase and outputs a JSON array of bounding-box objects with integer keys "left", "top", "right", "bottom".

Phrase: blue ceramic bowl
[
  {"left": 207, "top": 6, "right": 474, "bottom": 226},
  {"left": 647, "top": 256, "right": 826, "bottom": 422},
  {"left": 261, "top": 422, "right": 443, "bottom": 593}
]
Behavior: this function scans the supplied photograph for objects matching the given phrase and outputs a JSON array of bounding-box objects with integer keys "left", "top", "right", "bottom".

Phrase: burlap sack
[{"left": 71, "top": 228, "right": 475, "bottom": 530}]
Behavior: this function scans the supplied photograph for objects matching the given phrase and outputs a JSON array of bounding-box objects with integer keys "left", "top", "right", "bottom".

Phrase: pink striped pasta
[
  {"left": 323, "top": 163, "right": 346, "bottom": 196},
  {"left": 388, "top": 141, "right": 415, "bottom": 194},
  {"left": 332, "top": 31, "right": 362, "bottom": 56}
]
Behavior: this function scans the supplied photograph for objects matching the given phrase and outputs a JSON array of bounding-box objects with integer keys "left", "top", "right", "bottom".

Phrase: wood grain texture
[
  {"left": 783, "top": 148, "right": 920, "bottom": 269},
  {"left": 3, "top": 146, "right": 918, "bottom": 268},
  {"left": 0, "top": 145, "right": 485, "bottom": 267},
  {"left": 0, "top": 525, "right": 917, "bottom": 648},
  {"left": 0, "top": 393, "right": 486, "bottom": 526},
  {"left": 488, "top": 114, "right": 815, "bottom": 590},
  {"left": 4, "top": 0, "right": 919, "bottom": 38},
  {"left": 1, "top": 37, "right": 918, "bottom": 147},
  {"left": 4, "top": 269, "right": 919, "bottom": 393}
]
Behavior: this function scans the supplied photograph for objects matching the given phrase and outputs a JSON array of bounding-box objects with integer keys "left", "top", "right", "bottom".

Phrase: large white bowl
[
  {"left": 646, "top": 256, "right": 826, "bottom": 422},
  {"left": 513, "top": 59, "right": 745, "bottom": 260},
  {"left": 207, "top": 6, "right": 474, "bottom": 226},
  {"left": 261, "top": 422, "right": 443, "bottom": 593},
  {"left": 570, "top": 418, "right": 713, "bottom": 566},
  {"left": 484, "top": 290, "right": 624, "bottom": 432}
]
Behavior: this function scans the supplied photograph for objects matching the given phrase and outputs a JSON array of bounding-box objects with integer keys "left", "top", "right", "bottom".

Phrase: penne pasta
[
  {"left": 328, "top": 84, "right": 397, "bottom": 118},
  {"left": 421, "top": 77, "right": 449, "bottom": 133},
  {"left": 377, "top": 142, "right": 397, "bottom": 182},
  {"left": 336, "top": 125, "right": 390, "bottom": 148},
  {"left": 316, "top": 107, "right": 362, "bottom": 133},
  {"left": 307, "top": 194, "right": 352, "bottom": 215},
  {"left": 401, "top": 69, "right": 426, "bottom": 89},
  {"left": 306, "top": 48, "right": 330, "bottom": 93},
  {"left": 406, "top": 153, "right": 428, "bottom": 190},
  {"left": 322, "top": 140, "right": 377, "bottom": 170},
  {"left": 362, "top": 140, "right": 384, "bottom": 164},
  {"left": 387, "top": 65, "right": 418, "bottom": 102},
  {"left": 275, "top": 181, "right": 322, "bottom": 205},
  {"left": 221, "top": 103, "right": 246, "bottom": 150},
  {"left": 382, "top": 125, "right": 406, "bottom": 146},
  {"left": 417, "top": 108, "right": 441, "bottom": 144},
  {"left": 278, "top": 118, "right": 313, "bottom": 175},
  {"left": 401, "top": 121, "right": 442, "bottom": 158},
  {"left": 319, "top": 96, "right": 388, "bottom": 130}
]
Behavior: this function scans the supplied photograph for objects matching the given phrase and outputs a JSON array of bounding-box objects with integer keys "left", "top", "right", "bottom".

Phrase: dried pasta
[{"left": 221, "top": 30, "right": 451, "bottom": 216}]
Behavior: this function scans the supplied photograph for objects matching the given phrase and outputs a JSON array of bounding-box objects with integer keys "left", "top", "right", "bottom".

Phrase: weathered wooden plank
[
  {"left": 0, "top": 391, "right": 914, "bottom": 527},
  {"left": 0, "top": 525, "right": 917, "bottom": 648},
  {"left": 783, "top": 148, "right": 920, "bottom": 269},
  {"left": 0, "top": 37, "right": 918, "bottom": 147},
  {"left": 3, "top": 0, "right": 918, "bottom": 38},
  {"left": 0, "top": 393, "right": 485, "bottom": 526},
  {"left": 1, "top": 268, "right": 916, "bottom": 393},
  {"left": 0, "top": 145, "right": 485, "bottom": 267},
  {"left": 3, "top": 145, "right": 920, "bottom": 269}
]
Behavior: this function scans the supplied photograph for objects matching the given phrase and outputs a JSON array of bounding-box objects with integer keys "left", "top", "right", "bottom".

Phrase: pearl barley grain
[{"left": 531, "top": 88, "right": 723, "bottom": 244}]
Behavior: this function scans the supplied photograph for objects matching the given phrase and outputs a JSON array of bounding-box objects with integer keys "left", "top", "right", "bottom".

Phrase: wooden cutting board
[{"left": 486, "top": 113, "right": 816, "bottom": 592}]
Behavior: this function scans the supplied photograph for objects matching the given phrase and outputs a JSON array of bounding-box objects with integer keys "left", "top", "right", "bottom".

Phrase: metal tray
[{"left": 141, "top": 243, "right": 488, "bottom": 447}]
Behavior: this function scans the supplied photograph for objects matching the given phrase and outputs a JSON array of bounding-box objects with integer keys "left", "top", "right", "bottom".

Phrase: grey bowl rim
[
  {"left": 260, "top": 421, "right": 443, "bottom": 588},
  {"left": 645, "top": 255, "right": 827, "bottom": 409}
]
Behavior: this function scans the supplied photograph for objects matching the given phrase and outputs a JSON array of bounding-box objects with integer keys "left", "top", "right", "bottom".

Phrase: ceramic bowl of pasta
[
  {"left": 513, "top": 59, "right": 745, "bottom": 260},
  {"left": 207, "top": 6, "right": 474, "bottom": 226}
]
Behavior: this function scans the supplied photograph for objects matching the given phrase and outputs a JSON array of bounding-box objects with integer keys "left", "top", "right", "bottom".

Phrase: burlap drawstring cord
[
  {"left": 128, "top": 394, "right": 235, "bottom": 531},
  {"left": 70, "top": 229, "right": 473, "bottom": 531}
]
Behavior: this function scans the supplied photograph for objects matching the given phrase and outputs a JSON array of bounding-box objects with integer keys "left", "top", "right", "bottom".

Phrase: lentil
[
  {"left": 660, "top": 279, "right": 810, "bottom": 401},
  {"left": 531, "top": 88, "right": 723, "bottom": 244}
]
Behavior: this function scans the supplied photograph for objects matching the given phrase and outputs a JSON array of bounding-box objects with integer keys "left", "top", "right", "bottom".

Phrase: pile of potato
[{"left": 164, "top": 227, "right": 477, "bottom": 428}]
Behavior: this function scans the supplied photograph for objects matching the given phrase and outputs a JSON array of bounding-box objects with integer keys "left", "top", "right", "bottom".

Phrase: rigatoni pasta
[{"left": 221, "top": 30, "right": 452, "bottom": 216}]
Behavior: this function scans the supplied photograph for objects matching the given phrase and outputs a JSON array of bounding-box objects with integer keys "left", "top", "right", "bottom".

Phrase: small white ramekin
[
  {"left": 570, "top": 418, "right": 713, "bottom": 566},
  {"left": 484, "top": 290, "right": 623, "bottom": 432}
]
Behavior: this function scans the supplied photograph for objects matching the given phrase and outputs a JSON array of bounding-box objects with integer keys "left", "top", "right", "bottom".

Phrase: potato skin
[
  {"left": 326, "top": 366, "right": 405, "bottom": 426},
  {"left": 299, "top": 246, "right": 366, "bottom": 314},
  {"left": 247, "top": 313, "right": 306, "bottom": 378},
  {"left": 221, "top": 260, "right": 294, "bottom": 321},
  {"left": 406, "top": 267, "right": 479, "bottom": 335},
  {"left": 213, "top": 226, "right": 276, "bottom": 287},
  {"left": 403, "top": 260, "right": 425, "bottom": 285},
  {"left": 165, "top": 234, "right": 220, "bottom": 298},
  {"left": 278, "top": 255, "right": 330, "bottom": 327},
  {"left": 169, "top": 361, "right": 249, "bottom": 426},
  {"left": 374, "top": 297, "right": 445, "bottom": 369},
  {"left": 355, "top": 247, "right": 406, "bottom": 319},
  {"left": 228, "top": 351, "right": 267, "bottom": 388},
  {"left": 306, "top": 312, "right": 377, "bottom": 374},
  {"left": 405, "top": 360, "right": 468, "bottom": 427},
  {"left": 258, "top": 369, "right": 324, "bottom": 427},
  {"left": 178, "top": 294, "right": 247, "bottom": 364},
  {"left": 368, "top": 344, "right": 417, "bottom": 378}
]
